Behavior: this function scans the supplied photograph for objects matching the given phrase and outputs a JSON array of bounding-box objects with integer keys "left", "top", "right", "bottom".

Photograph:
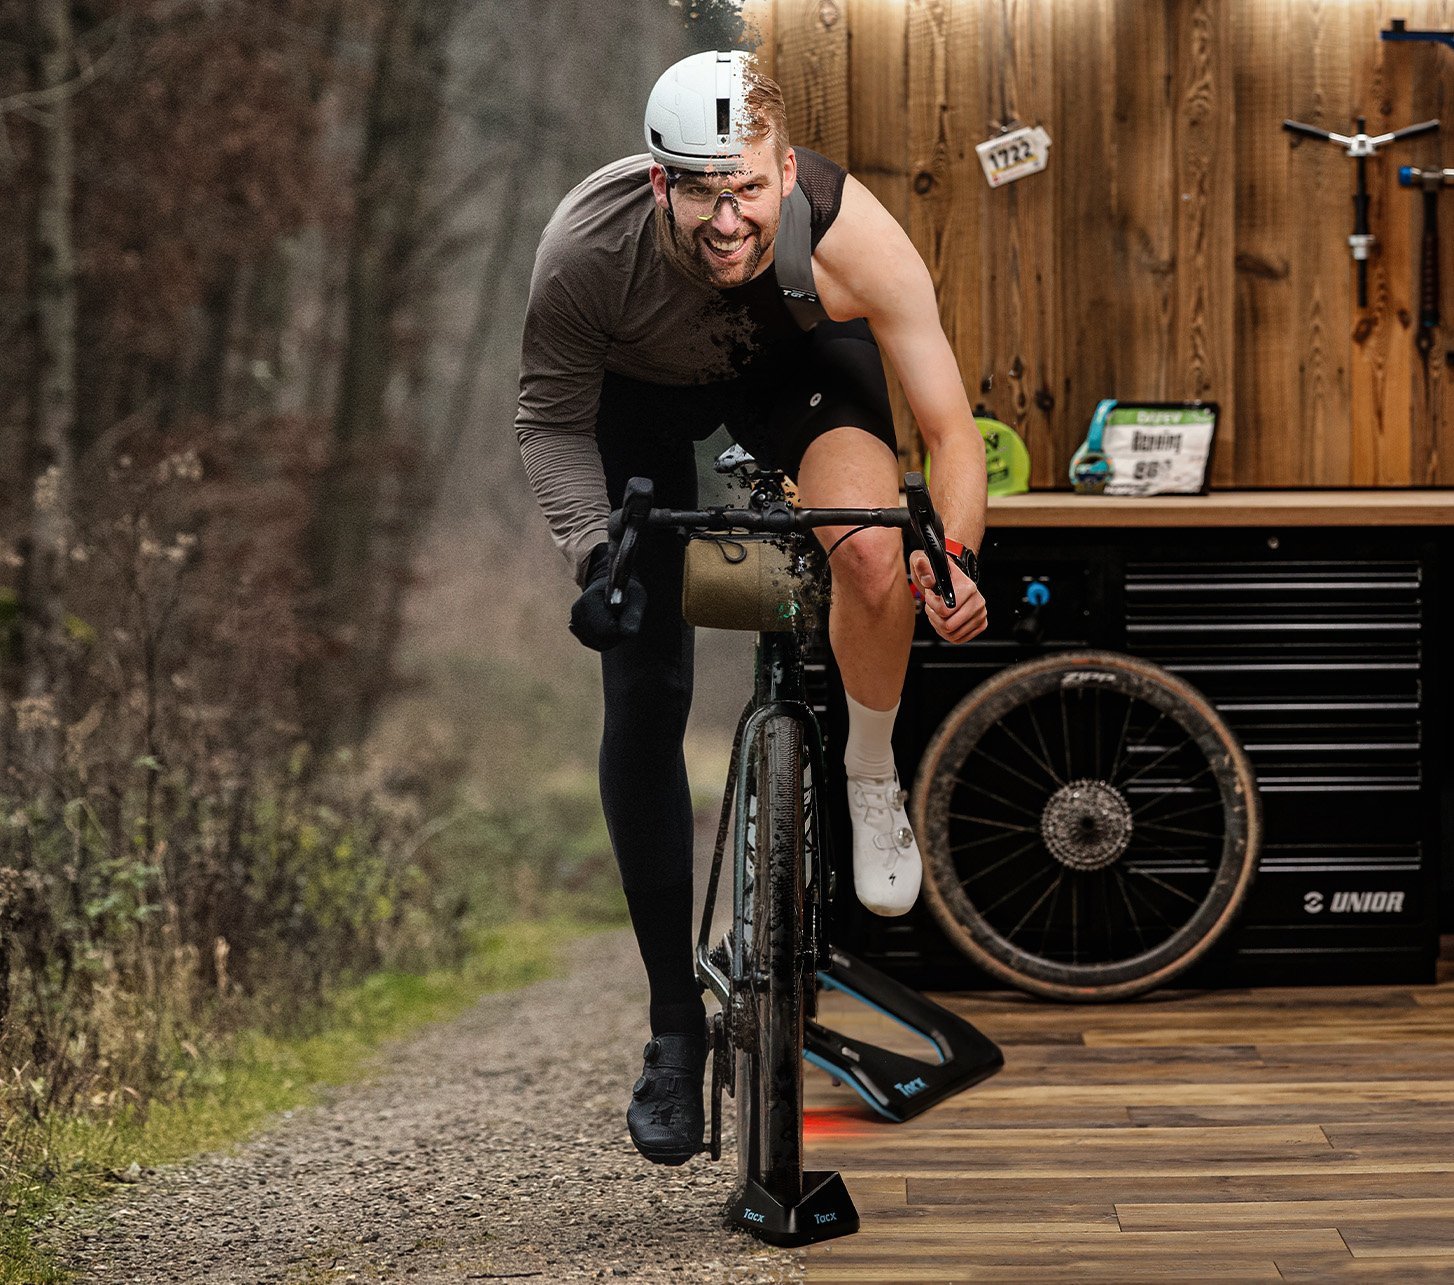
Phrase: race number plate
[
  {"left": 1101, "top": 405, "right": 1217, "bottom": 496},
  {"left": 975, "top": 125, "right": 1052, "bottom": 188}
]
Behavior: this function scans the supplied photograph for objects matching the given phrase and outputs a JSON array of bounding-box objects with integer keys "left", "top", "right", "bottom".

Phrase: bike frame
[{"left": 695, "top": 629, "right": 831, "bottom": 1014}]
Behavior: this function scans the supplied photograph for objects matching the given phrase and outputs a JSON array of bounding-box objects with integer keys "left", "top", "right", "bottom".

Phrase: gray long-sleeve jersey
[{"left": 515, "top": 150, "right": 846, "bottom": 583}]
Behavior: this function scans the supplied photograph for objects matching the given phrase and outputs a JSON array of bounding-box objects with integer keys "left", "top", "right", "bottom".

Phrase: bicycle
[{"left": 607, "top": 451, "right": 1003, "bottom": 1247}]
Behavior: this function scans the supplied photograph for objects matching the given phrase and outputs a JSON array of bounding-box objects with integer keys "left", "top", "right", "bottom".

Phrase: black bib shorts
[{"left": 591, "top": 318, "right": 896, "bottom": 1036}]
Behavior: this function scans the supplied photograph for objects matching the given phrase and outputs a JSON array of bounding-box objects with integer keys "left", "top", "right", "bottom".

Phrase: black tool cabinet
[{"left": 812, "top": 493, "right": 1454, "bottom": 992}]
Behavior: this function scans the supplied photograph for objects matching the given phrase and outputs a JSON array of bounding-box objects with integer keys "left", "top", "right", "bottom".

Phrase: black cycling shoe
[{"left": 627, "top": 1030, "right": 707, "bottom": 1166}]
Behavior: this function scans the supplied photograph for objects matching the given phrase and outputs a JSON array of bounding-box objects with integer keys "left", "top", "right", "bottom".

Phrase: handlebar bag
[{"left": 681, "top": 535, "right": 826, "bottom": 633}]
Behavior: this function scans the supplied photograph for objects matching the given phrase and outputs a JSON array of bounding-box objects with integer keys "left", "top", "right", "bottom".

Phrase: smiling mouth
[{"left": 703, "top": 233, "right": 750, "bottom": 263}]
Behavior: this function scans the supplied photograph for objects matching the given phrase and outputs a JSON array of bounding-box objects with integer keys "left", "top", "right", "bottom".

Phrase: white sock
[{"left": 843, "top": 692, "right": 899, "bottom": 780}]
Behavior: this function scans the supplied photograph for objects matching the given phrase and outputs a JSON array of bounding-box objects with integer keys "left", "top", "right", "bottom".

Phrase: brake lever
[
  {"left": 904, "top": 471, "right": 957, "bottom": 610},
  {"left": 608, "top": 476, "right": 654, "bottom": 609}
]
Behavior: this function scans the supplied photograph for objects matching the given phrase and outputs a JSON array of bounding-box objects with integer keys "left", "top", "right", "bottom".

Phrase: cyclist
[{"left": 515, "top": 50, "right": 988, "bottom": 1166}]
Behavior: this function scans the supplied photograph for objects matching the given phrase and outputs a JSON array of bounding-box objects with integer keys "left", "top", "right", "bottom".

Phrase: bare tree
[
  {"left": 304, "top": 0, "right": 462, "bottom": 749},
  {"left": 15, "top": 0, "right": 80, "bottom": 780}
]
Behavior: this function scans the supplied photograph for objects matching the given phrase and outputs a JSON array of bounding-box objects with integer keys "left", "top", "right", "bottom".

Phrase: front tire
[{"left": 737, "top": 715, "right": 807, "bottom": 1204}]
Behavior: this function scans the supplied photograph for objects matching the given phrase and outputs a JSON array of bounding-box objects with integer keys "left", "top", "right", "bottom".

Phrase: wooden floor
[{"left": 803, "top": 941, "right": 1454, "bottom": 1282}]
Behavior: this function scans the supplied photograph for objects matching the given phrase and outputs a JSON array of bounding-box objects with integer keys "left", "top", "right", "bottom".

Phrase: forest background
[{"left": 0, "top": 0, "right": 755, "bottom": 1255}]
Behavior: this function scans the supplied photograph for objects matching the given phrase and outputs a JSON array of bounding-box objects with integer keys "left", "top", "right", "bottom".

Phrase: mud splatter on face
[{"left": 655, "top": 135, "right": 785, "bottom": 291}]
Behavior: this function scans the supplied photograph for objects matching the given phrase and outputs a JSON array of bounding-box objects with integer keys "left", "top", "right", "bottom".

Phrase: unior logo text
[
  {"left": 1331, "top": 890, "right": 1405, "bottom": 913},
  {"left": 1304, "top": 890, "right": 1405, "bottom": 915}
]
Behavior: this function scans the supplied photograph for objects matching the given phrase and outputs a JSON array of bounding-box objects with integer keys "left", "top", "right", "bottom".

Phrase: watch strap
[{"left": 943, "top": 537, "right": 980, "bottom": 585}]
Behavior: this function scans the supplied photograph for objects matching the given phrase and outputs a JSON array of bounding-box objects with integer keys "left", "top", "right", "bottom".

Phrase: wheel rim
[{"left": 917, "top": 653, "right": 1258, "bottom": 998}]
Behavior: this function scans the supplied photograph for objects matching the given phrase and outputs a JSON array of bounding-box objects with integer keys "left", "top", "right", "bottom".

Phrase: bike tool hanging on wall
[
  {"left": 1382, "top": 19, "right": 1454, "bottom": 363},
  {"left": 1281, "top": 114, "right": 1439, "bottom": 308},
  {"left": 1398, "top": 164, "right": 1454, "bottom": 364}
]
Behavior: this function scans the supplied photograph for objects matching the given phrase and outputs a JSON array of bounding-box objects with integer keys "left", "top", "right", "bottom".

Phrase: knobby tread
[{"left": 738, "top": 715, "right": 807, "bottom": 1203}]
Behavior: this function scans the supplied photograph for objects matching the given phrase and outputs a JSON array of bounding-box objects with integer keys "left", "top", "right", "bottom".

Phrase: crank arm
[{"left": 707, "top": 1011, "right": 726, "bottom": 1161}]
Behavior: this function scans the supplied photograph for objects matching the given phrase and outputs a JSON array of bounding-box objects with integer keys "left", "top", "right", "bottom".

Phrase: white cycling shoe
[{"left": 847, "top": 772, "right": 922, "bottom": 917}]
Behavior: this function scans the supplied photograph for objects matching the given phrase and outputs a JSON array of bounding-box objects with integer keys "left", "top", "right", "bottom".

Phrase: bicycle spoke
[
  {"left": 959, "top": 836, "right": 1044, "bottom": 887},
  {"left": 949, "top": 832, "right": 1040, "bottom": 855},
  {"left": 1110, "top": 866, "right": 1151, "bottom": 952},
  {"left": 1071, "top": 876, "right": 1080, "bottom": 963},
  {"left": 954, "top": 773, "right": 1045, "bottom": 820},
  {"left": 995, "top": 714, "right": 1065, "bottom": 788},
  {"left": 967, "top": 742, "right": 1061, "bottom": 801},
  {"left": 1117, "top": 730, "right": 1197, "bottom": 791},
  {"left": 1115, "top": 865, "right": 1179, "bottom": 931},
  {"left": 980, "top": 861, "right": 1059, "bottom": 919},
  {"left": 1059, "top": 686, "right": 1074, "bottom": 779},
  {"left": 1006, "top": 869, "right": 1064, "bottom": 942},
  {"left": 1130, "top": 761, "right": 1215, "bottom": 804},
  {"left": 948, "top": 812, "right": 1040, "bottom": 833},
  {"left": 1106, "top": 693, "right": 1138, "bottom": 783},
  {"left": 1124, "top": 840, "right": 1210, "bottom": 857},
  {"left": 1136, "top": 818, "right": 1223, "bottom": 842},
  {"left": 1025, "top": 697, "right": 1062, "bottom": 789},
  {"left": 1099, "top": 864, "right": 1115, "bottom": 958},
  {"left": 1112, "top": 708, "right": 1170, "bottom": 785},
  {"left": 1041, "top": 868, "right": 1068, "bottom": 956},
  {"left": 948, "top": 831, "right": 1041, "bottom": 854},
  {"left": 1131, "top": 789, "right": 1220, "bottom": 824},
  {"left": 1123, "top": 863, "right": 1202, "bottom": 906}
]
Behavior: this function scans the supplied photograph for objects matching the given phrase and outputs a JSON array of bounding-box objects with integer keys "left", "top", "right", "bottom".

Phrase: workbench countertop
[{"left": 987, "top": 489, "right": 1454, "bottom": 527}]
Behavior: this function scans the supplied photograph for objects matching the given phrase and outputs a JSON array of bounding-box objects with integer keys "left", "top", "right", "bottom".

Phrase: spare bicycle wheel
[{"left": 913, "top": 651, "right": 1260, "bottom": 1002}]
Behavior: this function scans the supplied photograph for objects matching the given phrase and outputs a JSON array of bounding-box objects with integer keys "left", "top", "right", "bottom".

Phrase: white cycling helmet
[{"left": 644, "top": 50, "right": 754, "bottom": 172}]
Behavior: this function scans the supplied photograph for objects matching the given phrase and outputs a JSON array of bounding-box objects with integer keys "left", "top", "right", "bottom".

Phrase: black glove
[{"left": 569, "top": 543, "right": 646, "bottom": 651}]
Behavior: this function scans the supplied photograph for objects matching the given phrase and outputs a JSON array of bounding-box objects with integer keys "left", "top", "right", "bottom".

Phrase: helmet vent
[{"left": 717, "top": 97, "right": 730, "bottom": 137}]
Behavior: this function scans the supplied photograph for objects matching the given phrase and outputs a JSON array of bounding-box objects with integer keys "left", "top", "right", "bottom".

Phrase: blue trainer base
[{"left": 805, "top": 948, "right": 1004, "bottom": 1123}]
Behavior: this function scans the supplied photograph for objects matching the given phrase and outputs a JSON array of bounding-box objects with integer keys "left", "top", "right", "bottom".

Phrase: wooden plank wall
[{"left": 750, "top": 0, "right": 1454, "bottom": 487}]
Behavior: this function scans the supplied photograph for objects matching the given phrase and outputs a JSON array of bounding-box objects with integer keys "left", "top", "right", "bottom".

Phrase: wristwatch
[{"left": 944, "top": 537, "right": 980, "bottom": 585}]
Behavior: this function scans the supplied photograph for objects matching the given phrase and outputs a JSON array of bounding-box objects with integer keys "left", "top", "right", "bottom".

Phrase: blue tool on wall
[{"left": 1383, "top": 18, "right": 1454, "bottom": 52}]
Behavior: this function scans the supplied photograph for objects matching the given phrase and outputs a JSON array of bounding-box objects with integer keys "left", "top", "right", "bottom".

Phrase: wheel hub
[{"left": 1040, "top": 778, "right": 1133, "bottom": 871}]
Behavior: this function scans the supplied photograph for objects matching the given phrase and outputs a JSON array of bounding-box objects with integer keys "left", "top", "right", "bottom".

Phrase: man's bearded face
[{"left": 654, "top": 142, "right": 790, "bottom": 289}]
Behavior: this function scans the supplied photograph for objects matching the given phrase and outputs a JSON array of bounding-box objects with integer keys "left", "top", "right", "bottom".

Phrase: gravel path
[{"left": 42, "top": 930, "right": 802, "bottom": 1284}]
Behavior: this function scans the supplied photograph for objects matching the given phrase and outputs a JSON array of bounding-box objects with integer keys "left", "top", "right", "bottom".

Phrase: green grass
[{"left": 0, "top": 917, "right": 595, "bottom": 1284}]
